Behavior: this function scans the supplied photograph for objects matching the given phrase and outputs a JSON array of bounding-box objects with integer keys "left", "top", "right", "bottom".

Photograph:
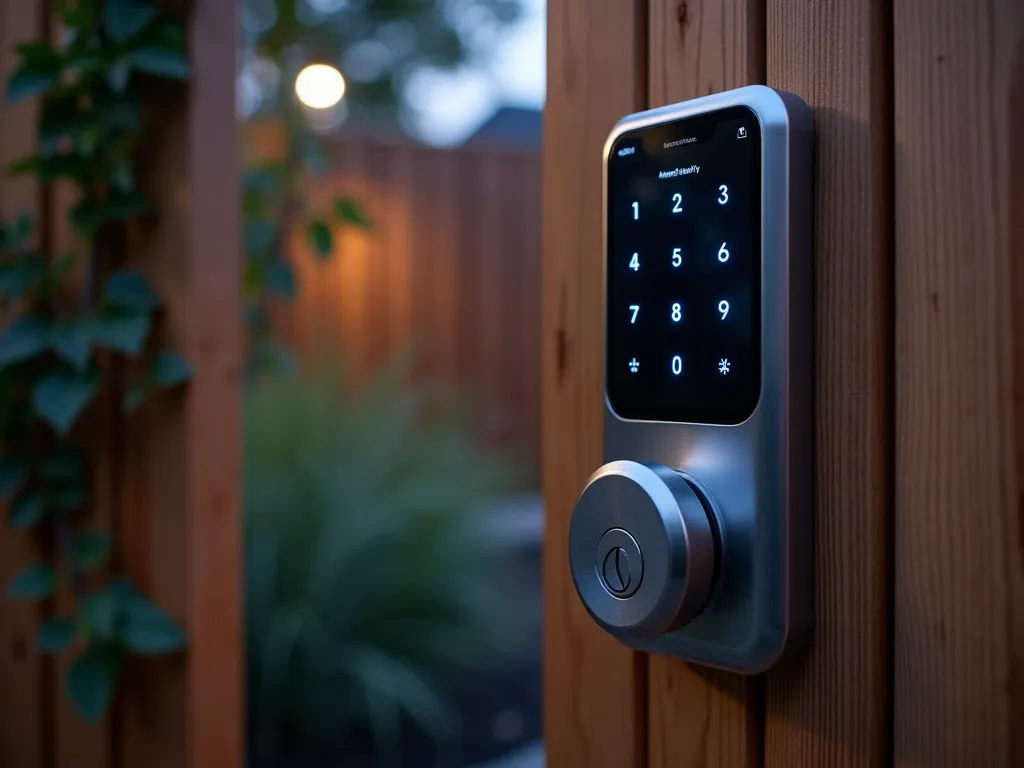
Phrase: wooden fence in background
[{"left": 280, "top": 138, "right": 542, "bottom": 480}]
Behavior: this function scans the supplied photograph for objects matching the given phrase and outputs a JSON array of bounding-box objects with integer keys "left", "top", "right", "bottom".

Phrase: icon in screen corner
[{"left": 736, "top": 126, "right": 747, "bottom": 139}]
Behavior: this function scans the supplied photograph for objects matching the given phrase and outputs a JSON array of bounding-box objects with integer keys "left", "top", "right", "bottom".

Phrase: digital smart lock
[{"left": 568, "top": 85, "right": 814, "bottom": 673}]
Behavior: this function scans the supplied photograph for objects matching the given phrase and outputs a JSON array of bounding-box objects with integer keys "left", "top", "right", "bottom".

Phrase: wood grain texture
[
  {"left": 0, "top": 2, "right": 46, "bottom": 767},
  {"left": 893, "top": 1, "right": 1024, "bottom": 765},
  {"left": 648, "top": 667, "right": 761, "bottom": 768},
  {"left": 648, "top": 0, "right": 763, "bottom": 107},
  {"left": 764, "top": 0, "right": 893, "bottom": 766},
  {"left": 646, "top": 2, "right": 764, "bottom": 766},
  {"left": 542, "top": 0, "right": 647, "bottom": 766}
]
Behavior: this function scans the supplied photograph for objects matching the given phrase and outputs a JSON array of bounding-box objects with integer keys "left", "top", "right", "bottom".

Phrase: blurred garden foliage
[{"left": 245, "top": 359, "right": 532, "bottom": 760}]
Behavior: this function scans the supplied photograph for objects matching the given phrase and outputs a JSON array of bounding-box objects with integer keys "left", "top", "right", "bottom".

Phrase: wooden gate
[{"left": 542, "top": 1, "right": 1023, "bottom": 765}]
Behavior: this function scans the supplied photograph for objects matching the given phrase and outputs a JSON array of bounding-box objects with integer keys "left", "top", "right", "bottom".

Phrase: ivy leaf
[
  {"left": 119, "top": 593, "right": 186, "bottom": 654},
  {"left": 122, "top": 385, "right": 147, "bottom": 413},
  {"left": 0, "top": 256, "right": 47, "bottom": 300},
  {"left": 32, "top": 372, "right": 100, "bottom": 434},
  {"left": 0, "top": 457, "right": 28, "bottom": 498},
  {"left": 70, "top": 191, "right": 149, "bottom": 235},
  {"left": 6, "top": 67, "right": 59, "bottom": 105},
  {"left": 334, "top": 196, "right": 372, "bottom": 229},
  {"left": 67, "top": 643, "right": 121, "bottom": 723},
  {"left": 106, "top": 58, "right": 131, "bottom": 93},
  {"left": 0, "top": 315, "right": 50, "bottom": 365},
  {"left": 128, "top": 47, "right": 190, "bottom": 81},
  {"left": 52, "top": 319, "right": 94, "bottom": 370},
  {"left": 10, "top": 493, "right": 46, "bottom": 531},
  {"left": 7, "top": 45, "right": 62, "bottom": 104},
  {"left": 105, "top": 0, "right": 157, "bottom": 42},
  {"left": 91, "top": 312, "right": 151, "bottom": 356},
  {"left": 102, "top": 269, "right": 161, "bottom": 311},
  {"left": 38, "top": 617, "right": 78, "bottom": 653},
  {"left": 82, "top": 591, "right": 116, "bottom": 637},
  {"left": 151, "top": 351, "right": 192, "bottom": 388},
  {"left": 7, "top": 564, "right": 57, "bottom": 600},
  {"left": 266, "top": 260, "right": 296, "bottom": 300},
  {"left": 74, "top": 531, "right": 112, "bottom": 572},
  {"left": 307, "top": 220, "right": 332, "bottom": 259},
  {"left": 244, "top": 218, "right": 277, "bottom": 255}
]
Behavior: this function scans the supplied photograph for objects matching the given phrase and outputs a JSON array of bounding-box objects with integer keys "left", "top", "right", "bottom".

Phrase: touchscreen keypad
[{"left": 606, "top": 107, "right": 761, "bottom": 424}]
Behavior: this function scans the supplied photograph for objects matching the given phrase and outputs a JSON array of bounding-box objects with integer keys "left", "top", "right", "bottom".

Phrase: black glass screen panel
[{"left": 607, "top": 106, "right": 761, "bottom": 424}]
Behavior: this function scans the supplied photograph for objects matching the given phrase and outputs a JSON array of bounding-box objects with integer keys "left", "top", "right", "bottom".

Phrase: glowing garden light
[{"left": 294, "top": 63, "right": 346, "bottom": 109}]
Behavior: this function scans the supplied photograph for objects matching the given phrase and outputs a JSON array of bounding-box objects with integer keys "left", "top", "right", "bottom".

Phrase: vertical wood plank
[
  {"left": 542, "top": 0, "right": 647, "bottom": 766},
  {"left": 763, "top": 1, "right": 894, "bottom": 766},
  {"left": 0, "top": 1, "right": 47, "bottom": 766},
  {"left": 335, "top": 146, "right": 371, "bottom": 381},
  {"left": 119, "top": 0, "right": 242, "bottom": 765},
  {"left": 893, "top": 1, "right": 1024, "bottom": 765},
  {"left": 645, "top": 2, "right": 765, "bottom": 766},
  {"left": 648, "top": 0, "right": 763, "bottom": 106},
  {"left": 385, "top": 144, "right": 414, "bottom": 362},
  {"left": 477, "top": 153, "right": 506, "bottom": 442},
  {"left": 184, "top": 1, "right": 243, "bottom": 763}
]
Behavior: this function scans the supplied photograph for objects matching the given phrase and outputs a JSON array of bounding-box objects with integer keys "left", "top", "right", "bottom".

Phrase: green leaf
[
  {"left": 91, "top": 312, "right": 151, "bottom": 356},
  {"left": 10, "top": 493, "right": 46, "bottom": 531},
  {"left": 243, "top": 167, "right": 280, "bottom": 196},
  {"left": 74, "top": 531, "right": 112, "bottom": 572},
  {"left": 0, "top": 457, "right": 27, "bottom": 498},
  {"left": 52, "top": 320, "right": 94, "bottom": 370},
  {"left": 32, "top": 372, "right": 100, "bottom": 434},
  {"left": 244, "top": 218, "right": 277, "bottom": 255},
  {"left": 122, "top": 385, "right": 147, "bottom": 413},
  {"left": 6, "top": 67, "right": 58, "bottom": 105},
  {"left": 10, "top": 152, "right": 91, "bottom": 182},
  {"left": 0, "top": 315, "right": 50, "bottom": 365},
  {"left": 15, "top": 42, "right": 60, "bottom": 68},
  {"left": 105, "top": 0, "right": 157, "bottom": 42},
  {"left": 7, "top": 564, "right": 57, "bottom": 600},
  {"left": 151, "top": 351, "right": 192, "bottom": 388},
  {"left": 67, "top": 643, "right": 121, "bottom": 723},
  {"left": 38, "top": 617, "right": 78, "bottom": 653},
  {"left": 307, "top": 220, "right": 332, "bottom": 259},
  {"left": 0, "top": 256, "right": 47, "bottom": 300},
  {"left": 119, "top": 594, "right": 186, "bottom": 654},
  {"left": 266, "top": 260, "right": 296, "bottom": 300},
  {"left": 107, "top": 58, "right": 131, "bottom": 93},
  {"left": 82, "top": 591, "right": 116, "bottom": 637},
  {"left": 71, "top": 192, "right": 150, "bottom": 235},
  {"left": 102, "top": 269, "right": 161, "bottom": 311},
  {"left": 334, "top": 196, "right": 372, "bottom": 229},
  {"left": 128, "top": 47, "right": 190, "bottom": 81}
]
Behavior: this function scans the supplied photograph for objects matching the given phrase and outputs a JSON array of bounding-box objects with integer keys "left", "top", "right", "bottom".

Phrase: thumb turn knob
[{"left": 568, "top": 461, "right": 720, "bottom": 639}]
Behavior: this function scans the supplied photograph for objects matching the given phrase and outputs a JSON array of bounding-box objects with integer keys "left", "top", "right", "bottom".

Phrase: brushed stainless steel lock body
[{"left": 568, "top": 85, "right": 814, "bottom": 673}]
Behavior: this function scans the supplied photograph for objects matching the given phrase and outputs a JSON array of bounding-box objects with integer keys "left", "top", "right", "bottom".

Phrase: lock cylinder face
[
  {"left": 567, "top": 85, "right": 815, "bottom": 673},
  {"left": 570, "top": 462, "right": 720, "bottom": 639}
]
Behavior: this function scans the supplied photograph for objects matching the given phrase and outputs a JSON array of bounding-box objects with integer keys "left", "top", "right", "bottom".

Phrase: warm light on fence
[{"left": 295, "top": 64, "right": 346, "bottom": 109}]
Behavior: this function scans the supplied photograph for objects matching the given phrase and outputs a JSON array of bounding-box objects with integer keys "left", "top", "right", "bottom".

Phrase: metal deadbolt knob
[{"left": 568, "top": 461, "right": 719, "bottom": 639}]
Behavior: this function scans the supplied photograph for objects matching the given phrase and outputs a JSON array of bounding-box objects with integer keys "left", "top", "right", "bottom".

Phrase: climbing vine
[{"left": 1, "top": 0, "right": 193, "bottom": 721}]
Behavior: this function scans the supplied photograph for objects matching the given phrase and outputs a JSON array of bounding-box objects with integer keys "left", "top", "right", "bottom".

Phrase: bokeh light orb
[{"left": 294, "top": 64, "right": 346, "bottom": 109}]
